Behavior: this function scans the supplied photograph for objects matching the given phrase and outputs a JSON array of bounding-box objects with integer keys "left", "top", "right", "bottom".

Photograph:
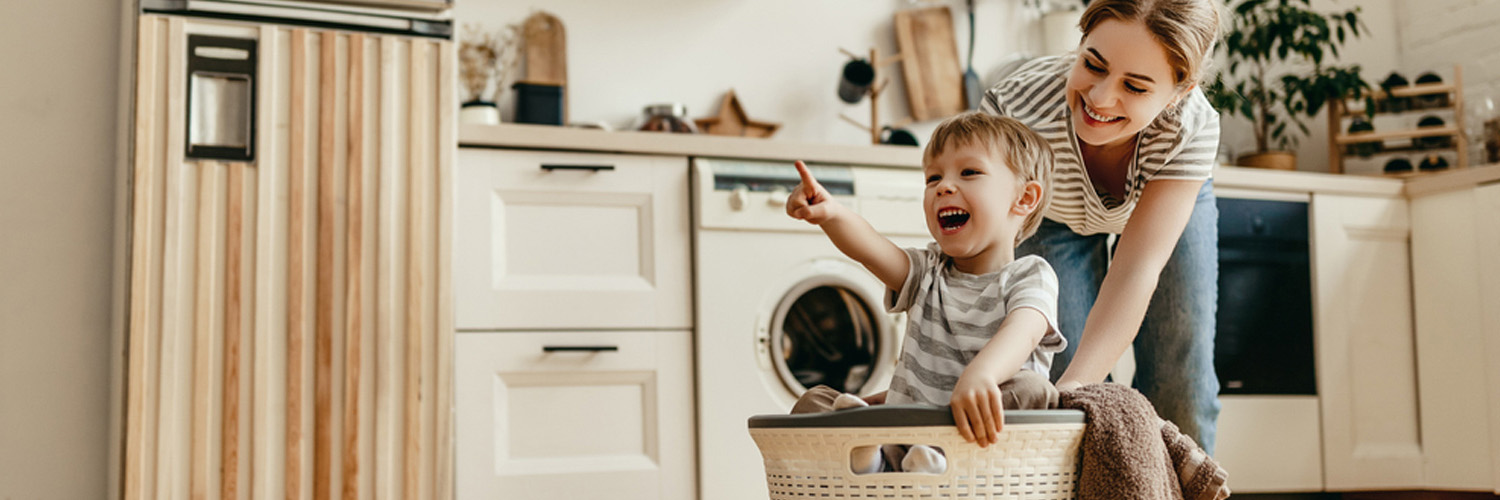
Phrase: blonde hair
[
  {"left": 1078, "top": 0, "right": 1222, "bottom": 88},
  {"left": 924, "top": 112, "right": 1054, "bottom": 245}
]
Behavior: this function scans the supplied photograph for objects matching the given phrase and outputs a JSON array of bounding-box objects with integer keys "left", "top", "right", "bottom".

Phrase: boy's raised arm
[{"left": 786, "top": 161, "right": 910, "bottom": 291}]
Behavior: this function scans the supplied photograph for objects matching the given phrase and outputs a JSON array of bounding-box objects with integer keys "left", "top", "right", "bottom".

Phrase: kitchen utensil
[
  {"left": 894, "top": 6, "right": 965, "bottom": 121},
  {"left": 963, "top": 0, "right": 981, "bottom": 109},
  {"left": 523, "top": 12, "right": 567, "bottom": 120},
  {"left": 513, "top": 81, "right": 563, "bottom": 125},
  {"left": 636, "top": 103, "right": 698, "bottom": 133},
  {"left": 838, "top": 58, "right": 875, "bottom": 104},
  {"left": 880, "top": 126, "right": 919, "bottom": 146}
]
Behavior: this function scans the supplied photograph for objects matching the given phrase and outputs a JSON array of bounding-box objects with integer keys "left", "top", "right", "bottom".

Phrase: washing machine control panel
[{"left": 695, "top": 158, "right": 928, "bottom": 236}]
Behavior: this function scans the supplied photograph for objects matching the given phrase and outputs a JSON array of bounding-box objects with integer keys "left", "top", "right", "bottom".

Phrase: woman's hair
[
  {"left": 1078, "top": 0, "right": 1222, "bottom": 88},
  {"left": 925, "top": 112, "right": 1054, "bottom": 245}
]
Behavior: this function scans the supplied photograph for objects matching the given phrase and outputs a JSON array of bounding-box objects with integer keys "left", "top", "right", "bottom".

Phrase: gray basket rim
[{"left": 748, "top": 405, "right": 1084, "bottom": 428}]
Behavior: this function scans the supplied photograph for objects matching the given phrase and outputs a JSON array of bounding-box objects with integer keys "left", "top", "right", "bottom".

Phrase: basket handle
[{"left": 747, "top": 405, "right": 1084, "bottom": 428}]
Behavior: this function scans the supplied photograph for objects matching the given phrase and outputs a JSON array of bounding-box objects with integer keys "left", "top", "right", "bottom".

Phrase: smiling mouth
[
  {"left": 1081, "top": 100, "right": 1124, "bottom": 124},
  {"left": 937, "top": 208, "right": 970, "bottom": 232}
]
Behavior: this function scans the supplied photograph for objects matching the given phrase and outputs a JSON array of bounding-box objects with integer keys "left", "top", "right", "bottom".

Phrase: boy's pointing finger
[{"left": 794, "top": 160, "right": 819, "bottom": 187}]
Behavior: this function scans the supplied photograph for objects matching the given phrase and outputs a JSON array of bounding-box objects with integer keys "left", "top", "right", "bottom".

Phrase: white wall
[
  {"left": 0, "top": 0, "right": 122, "bottom": 498},
  {"left": 456, "top": 0, "right": 1059, "bottom": 146},
  {"left": 1396, "top": 0, "right": 1500, "bottom": 166}
]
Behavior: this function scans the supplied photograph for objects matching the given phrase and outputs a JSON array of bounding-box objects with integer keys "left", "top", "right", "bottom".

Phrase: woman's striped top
[{"left": 980, "top": 54, "right": 1220, "bottom": 236}]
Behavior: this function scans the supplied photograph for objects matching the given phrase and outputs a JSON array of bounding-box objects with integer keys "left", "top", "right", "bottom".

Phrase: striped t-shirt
[
  {"left": 980, "top": 54, "right": 1221, "bottom": 236},
  {"left": 884, "top": 244, "right": 1065, "bottom": 406}
]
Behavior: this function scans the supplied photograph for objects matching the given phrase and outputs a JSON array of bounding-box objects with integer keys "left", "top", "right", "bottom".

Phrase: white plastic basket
[{"left": 748, "top": 406, "right": 1085, "bottom": 499}]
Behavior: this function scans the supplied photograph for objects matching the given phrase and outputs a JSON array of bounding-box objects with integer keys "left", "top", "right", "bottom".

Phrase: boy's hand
[
  {"left": 950, "top": 371, "right": 1005, "bottom": 447},
  {"left": 786, "top": 161, "right": 839, "bottom": 225}
]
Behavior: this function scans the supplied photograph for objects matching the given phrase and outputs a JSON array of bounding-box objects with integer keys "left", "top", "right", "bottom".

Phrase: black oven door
[{"left": 1215, "top": 198, "right": 1317, "bottom": 395}]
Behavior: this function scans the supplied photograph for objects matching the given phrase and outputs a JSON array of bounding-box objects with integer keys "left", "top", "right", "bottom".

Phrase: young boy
[{"left": 785, "top": 111, "right": 1063, "bottom": 473}]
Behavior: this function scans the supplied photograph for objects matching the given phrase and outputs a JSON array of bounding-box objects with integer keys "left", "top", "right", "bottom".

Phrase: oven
[{"left": 1215, "top": 196, "right": 1317, "bottom": 395}]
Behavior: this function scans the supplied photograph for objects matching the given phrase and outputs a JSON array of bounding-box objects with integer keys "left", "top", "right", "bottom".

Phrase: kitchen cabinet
[
  {"left": 453, "top": 149, "right": 691, "bottom": 331},
  {"left": 123, "top": 15, "right": 454, "bottom": 500},
  {"left": 453, "top": 330, "right": 696, "bottom": 500},
  {"left": 451, "top": 147, "right": 697, "bottom": 499},
  {"left": 1410, "top": 181, "right": 1500, "bottom": 493},
  {"left": 1311, "top": 193, "right": 1424, "bottom": 490}
]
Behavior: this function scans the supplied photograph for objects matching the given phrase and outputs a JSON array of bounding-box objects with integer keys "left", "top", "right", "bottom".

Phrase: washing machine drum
[{"left": 770, "top": 284, "right": 884, "bottom": 395}]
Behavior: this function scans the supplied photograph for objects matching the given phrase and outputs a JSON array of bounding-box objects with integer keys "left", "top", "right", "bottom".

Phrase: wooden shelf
[
  {"left": 1340, "top": 103, "right": 1457, "bottom": 118},
  {"left": 1385, "top": 82, "right": 1456, "bottom": 98},
  {"left": 1328, "top": 65, "right": 1466, "bottom": 174},
  {"left": 1335, "top": 126, "right": 1460, "bottom": 145},
  {"left": 1346, "top": 166, "right": 1465, "bottom": 180},
  {"left": 1341, "top": 144, "right": 1460, "bottom": 158}
]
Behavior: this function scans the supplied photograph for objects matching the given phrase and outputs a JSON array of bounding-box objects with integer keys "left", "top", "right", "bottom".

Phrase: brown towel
[
  {"left": 1060, "top": 383, "right": 1182, "bottom": 500},
  {"left": 1161, "top": 419, "right": 1231, "bottom": 500}
]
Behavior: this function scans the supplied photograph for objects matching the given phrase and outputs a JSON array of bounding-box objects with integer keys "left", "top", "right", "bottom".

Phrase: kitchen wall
[
  {"left": 456, "top": 0, "right": 1057, "bottom": 146},
  {"left": 461, "top": 1, "right": 1442, "bottom": 174},
  {"left": 1396, "top": 0, "right": 1500, "bottom": 165},
  {"left": 0, "top": 1, "right": 124, "bottom": 499},
  {"left": 1213, "top": 0, "right": 1405, "bottom": 174}
]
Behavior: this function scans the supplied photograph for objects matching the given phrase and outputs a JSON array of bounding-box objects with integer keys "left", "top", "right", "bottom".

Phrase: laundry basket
[{"left": 748, "top": 405, "right": 1085, "bottom": 499}]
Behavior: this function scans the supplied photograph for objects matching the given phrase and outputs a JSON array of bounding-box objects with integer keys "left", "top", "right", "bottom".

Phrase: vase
[
  {"left": 1237, "top": 151, "right": 1297, "bottom": 171},
  {"left": 460, "top": 100, "right": 500, "bottom": 125}
]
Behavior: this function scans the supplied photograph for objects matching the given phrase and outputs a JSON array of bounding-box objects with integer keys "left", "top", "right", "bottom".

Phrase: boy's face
[{"left": 922, "top": 142, "right": 1031, "bottom": 263}]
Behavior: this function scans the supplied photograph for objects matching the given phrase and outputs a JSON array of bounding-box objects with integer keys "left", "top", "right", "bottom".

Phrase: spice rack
[{"left": 1328, "top": 65, "right": 1467, "bottom": 176}]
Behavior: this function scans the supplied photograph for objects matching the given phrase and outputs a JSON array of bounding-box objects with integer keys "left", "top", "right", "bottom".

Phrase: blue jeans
[{"left": 1017, "top": 180, "right": 1221, "bottom": 453}]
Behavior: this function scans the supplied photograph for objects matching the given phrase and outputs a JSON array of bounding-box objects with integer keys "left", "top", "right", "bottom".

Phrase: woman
[{"left": 980, "top": 0, "right": 1224, "bottom": 452}]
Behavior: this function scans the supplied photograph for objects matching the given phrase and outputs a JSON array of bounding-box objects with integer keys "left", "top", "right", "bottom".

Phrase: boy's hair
[{"left": 923, "top": 111, "right": 1054, "bottom": 245}]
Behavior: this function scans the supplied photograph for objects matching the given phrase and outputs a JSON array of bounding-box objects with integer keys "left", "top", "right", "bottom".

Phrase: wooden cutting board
[
  {"left": 522, "top": 11, "right": 567, "bottom": 118},
  {"left": 894, "top": 6, "right": 965, "bottom": 121}
]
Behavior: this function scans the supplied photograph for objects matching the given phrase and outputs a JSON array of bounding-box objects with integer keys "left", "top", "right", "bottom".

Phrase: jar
[{"left": 636, "top": 103, "right": 698, "bottom": 133}]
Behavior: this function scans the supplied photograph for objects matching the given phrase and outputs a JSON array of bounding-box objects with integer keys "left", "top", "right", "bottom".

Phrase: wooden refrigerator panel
[{"left": 124, "top": 14, "right": 454, "bottom": 500}]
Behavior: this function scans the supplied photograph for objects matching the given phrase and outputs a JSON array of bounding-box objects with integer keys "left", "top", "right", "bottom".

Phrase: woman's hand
[
  {"left": 786, "top": 161, "right": 840, "bottom": 225},
  {"left": 950, "top": 372, "right": 1005, "bottom": 447}
]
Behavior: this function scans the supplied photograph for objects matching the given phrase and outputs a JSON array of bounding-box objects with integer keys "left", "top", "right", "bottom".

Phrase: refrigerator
[{"left": 120, "top": 1, "right": 455, "bottom": 499}]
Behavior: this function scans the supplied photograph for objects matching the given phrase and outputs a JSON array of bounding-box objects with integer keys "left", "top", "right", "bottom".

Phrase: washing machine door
[{"left": 765, "top": 269, "right": 896, "bottom": 396}]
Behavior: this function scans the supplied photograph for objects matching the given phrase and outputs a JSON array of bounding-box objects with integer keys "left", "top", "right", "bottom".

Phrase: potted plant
[
  {"left": 458, "top": 24, "right": 518, "bottom": 125},
  {"left": 1207, "top": 0, "right": 1372, "bottom": 170}
]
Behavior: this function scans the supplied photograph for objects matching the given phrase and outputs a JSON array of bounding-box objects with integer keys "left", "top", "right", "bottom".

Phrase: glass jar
[{"left": 635, "top": 103, "right": 698, "bottom": 133}]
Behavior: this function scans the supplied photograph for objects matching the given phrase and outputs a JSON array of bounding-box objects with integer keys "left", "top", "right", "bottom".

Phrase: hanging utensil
[{"left": 963, "top": 0, "right": 981, "bottom": 110}]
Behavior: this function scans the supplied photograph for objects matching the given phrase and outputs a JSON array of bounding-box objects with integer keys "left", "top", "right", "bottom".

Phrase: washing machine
[{"left": 692, "top": 158, "right": 932, "bottom": 500}]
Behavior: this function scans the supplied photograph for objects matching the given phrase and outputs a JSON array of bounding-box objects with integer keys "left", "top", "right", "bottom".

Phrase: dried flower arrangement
[{"left": 458, "top": 23, "right": 519, "bottom": 105}]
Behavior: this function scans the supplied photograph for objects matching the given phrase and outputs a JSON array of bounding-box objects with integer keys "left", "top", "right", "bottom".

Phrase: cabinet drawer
[
  {"left": 454, "top": 330, "right": 696, "bottom": 500},
  {"left": 454, "top": 149, "right": 691, "bottom": 330}
]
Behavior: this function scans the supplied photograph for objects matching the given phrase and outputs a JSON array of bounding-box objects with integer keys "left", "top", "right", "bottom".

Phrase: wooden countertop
[{"left": 461, "top": 123, "right": 1498, "bottom": 198}]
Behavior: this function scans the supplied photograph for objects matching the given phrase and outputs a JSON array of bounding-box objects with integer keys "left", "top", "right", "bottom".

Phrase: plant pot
[
  {"left": 1237, "top": 151, "right": 1297, "bottom": 171},
  {"left": 460, "top": 100, "right": 500, "bottom": 125}
]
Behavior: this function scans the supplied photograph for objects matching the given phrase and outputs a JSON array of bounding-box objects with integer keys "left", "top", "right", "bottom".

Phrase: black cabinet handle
[
  {"left": 540, "top": 164, "right": 615, "bottom": 172},
  {"left": 543, "top": 345, "right": 619, "bottom": 353}
]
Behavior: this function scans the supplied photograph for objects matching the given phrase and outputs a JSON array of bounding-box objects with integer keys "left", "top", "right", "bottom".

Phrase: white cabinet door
[
  {"left": 453, "top": 149, "right": 691, "bottom": 331},
  {"left": 1410, "top": 185, "right": 1497, "bottom": 491},
  {"left": 1479, "top": 183, "right": 1500, "bottom": 495},
  {"left": 454, "top": 330, "right": 696, "bottom": 500},
  {"left": 1213, "top": 396, "right": 1323, "bottom": 492},
  {"left": 1311, "top": 193, "right": 1423, "bottom": 490}
]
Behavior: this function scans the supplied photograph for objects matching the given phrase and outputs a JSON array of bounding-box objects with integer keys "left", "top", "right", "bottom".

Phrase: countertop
[{"left": 460, "top": 123, "right": 1500, "bottom": 198}]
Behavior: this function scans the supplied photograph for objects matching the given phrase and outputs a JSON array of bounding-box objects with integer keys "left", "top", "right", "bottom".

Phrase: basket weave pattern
[{"left": 749, "top": 423, "right": 1083, "bottom": 499}]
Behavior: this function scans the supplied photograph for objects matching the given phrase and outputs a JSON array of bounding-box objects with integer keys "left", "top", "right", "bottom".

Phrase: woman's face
[{"left": 1065, "top": 19, "right": 1189, "bottom": 148}]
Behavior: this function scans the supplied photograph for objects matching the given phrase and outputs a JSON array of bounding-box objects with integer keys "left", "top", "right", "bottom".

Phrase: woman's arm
[{"left": 1054, "top": 179, "right": 1203, "bottom": 389}]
